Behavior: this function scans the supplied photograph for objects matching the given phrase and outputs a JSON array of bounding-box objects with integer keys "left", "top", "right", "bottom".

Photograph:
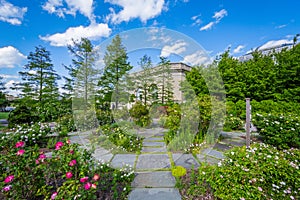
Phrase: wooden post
[{"left": 246, "top": 98, "right": 251, "bottom": 148}]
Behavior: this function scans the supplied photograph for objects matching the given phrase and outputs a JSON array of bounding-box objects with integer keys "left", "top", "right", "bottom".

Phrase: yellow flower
[{"left": 172, "top": 166, "right": 187, "bottom": 177}]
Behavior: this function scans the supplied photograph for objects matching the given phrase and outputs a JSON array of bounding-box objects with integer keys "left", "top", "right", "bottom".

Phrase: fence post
[{"left": 246, "top": 98, "right": 251, "bottom": 148}]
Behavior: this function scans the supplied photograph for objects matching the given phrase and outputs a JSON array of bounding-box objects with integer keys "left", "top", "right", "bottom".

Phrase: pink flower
[
  {"left": 55, "top": 141, "right": 64, "bottom": 150},
  {"left": 4, "top": 175, "right": 14, "bottom": 183},
  {"left": 91, "top": 183, "right": 97, "bottom": 189},
  {"left": 69, "top": 150, "right": 74, "bottom": 154},
  {"left": 80, "top": 177, "right": 88, "bottom": 183},
  {"left": 69, "top": 160, "right": 77, "bottom": 166},
  {"left": 39, "top": 154, "right": 46, "bottom": 161},
  {"left": 66, "top": 172, "right": 73, "bottom": 179},
  {"left": 66, "top": 140, "right": 71, "bottom": 144},
  {"left": 258, "top": 187, "right": 263, "bottom": 192},
  {"left": 35, "top": 159, "right": 40, "bottom": 164},
  {"left": 2, "top": 185, "right": 12, "bottom": 192},
  {"left": 15, "top": 141, "right": 25, "bottom": 148},
  {"left": 51, "top": 192, "right": 58, "bottom": 199},
  {"left": 84, "top": 182, "right": 92, "bottom": 190},
  {"left": 17, "top": 149, "right": 25, "bottom": 156},
  {"left": 93, "top": 174, "right": 100, "bottom": 181}
]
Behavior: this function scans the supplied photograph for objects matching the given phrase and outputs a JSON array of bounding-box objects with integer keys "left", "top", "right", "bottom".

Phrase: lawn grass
[{"left": 0, "top": 112, "right": 9, "bottom": 119}]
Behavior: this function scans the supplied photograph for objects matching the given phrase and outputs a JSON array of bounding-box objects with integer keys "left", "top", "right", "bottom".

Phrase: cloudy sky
[{"left": 0, "top": 0, "right": 299, "bottom": 94}]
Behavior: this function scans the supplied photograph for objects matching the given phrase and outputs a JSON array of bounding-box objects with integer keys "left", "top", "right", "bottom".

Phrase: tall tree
[
  {"left": 67, "top": 38, "right": 99, "bottom": 110},
  {"left": 19, "top": 45, "right": 60, "bottom": 107},
  {"left": 98, "top": 34, "right": 132, "bottom": 109},
  {"left": 0, "top": 76, "right": 7, "bottom": 111},
  {"left": 156, "top": 57, "right": 173, "bottom": 104},
  {"left": 135, "top": 55, "right": 155, "bottom": 105}
]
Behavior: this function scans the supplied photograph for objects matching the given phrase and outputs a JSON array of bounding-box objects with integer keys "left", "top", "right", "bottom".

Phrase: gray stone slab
[
  {"left": 94, "top": 153, "right": 113, "bottom": 163},
  {"left": 136, "top": 154, "right": 170, "bottom": 169},
  {"left": 132, "top": 171, "right": 176, "bottom": 188},
  {"left": 172, "top": 154, "right": 200, "bottom": 169},
  {"left": 144, "top": 137, "right": 164, "bottom": 142},
  {"left": 128, "top": 188, "right": 181, "bottom": 200},
  {"left": 92, "top": 148, "right": 111, "bottom": 157},
  {"left": 141, "top": 146, "right": 167, "bottom": 153},
  {"left": 143, "top": 141, "right": 165, "bottom": 147},
  {"left": 213, "top": 143, "right": 232, "bottom": 151},
  {"left": 205, "top": 149, "right": 225, "bottom": 159},
  {"left": 111, "top": 154, "right": 136, "bottom": 168}
]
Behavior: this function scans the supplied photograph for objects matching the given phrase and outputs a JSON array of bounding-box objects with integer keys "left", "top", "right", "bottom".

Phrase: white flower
[{"left": 231, "top": 152, "right": 235, "bottom": 155}]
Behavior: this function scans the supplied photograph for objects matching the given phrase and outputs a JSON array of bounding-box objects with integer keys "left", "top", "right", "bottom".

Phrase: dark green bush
[
  {"left": 8, "top": 105, "right": 39, "bottom": 128},
  {"left": 129, "top": 102, "right": 151, "bottom": 127}
]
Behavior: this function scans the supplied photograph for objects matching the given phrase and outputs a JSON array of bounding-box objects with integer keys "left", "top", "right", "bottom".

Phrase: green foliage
[
  {"left": 129, "top": 102, "right": 151, "bottom": 127},
  {"left": 8, "top": 105, "right": 39, "bottom": 127},
  {"left": 253, "top": 113, "right": 300, "bottom": 149},
  {"left": 97, "top": 124, "right": 143, "bottom": 153},
  {"left": 0, "top": 139, "right": 134, "bottom": 199},
  {"left": 55, "top": 114, "right": 76, "bottom": 136},
  {"left": 177, "top": 143, "right": 300, "bottom": 200}
]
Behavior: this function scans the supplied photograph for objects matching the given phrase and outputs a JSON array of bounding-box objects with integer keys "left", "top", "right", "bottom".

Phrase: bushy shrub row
[
  {"left": 253, "top": 113, "right": 299, "bottom": 149},
  {"left": 177, "top": 143, "right": 300, "bottom": 200}
]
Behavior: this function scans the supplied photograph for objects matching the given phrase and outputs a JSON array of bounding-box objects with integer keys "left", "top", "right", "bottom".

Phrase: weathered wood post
[{"left": 246, "top": 98, "right": 251, "bottom": 148}]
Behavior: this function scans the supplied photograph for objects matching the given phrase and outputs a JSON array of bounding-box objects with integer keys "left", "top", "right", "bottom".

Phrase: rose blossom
[
  {"left": 15, "top": 141, "right": 25, "bottom": 148},
  {"left": 51, "top": 192, "right": 58, "bottom": 199},
  {"left": 66, "top": 172, "right": 73, "bottom": 179},
  {"left": 93, "top": 174, "right": 100, "bottom": 181},
  {"left": 84, "top": 182, "right": 92, "bottom": 190},
  {"left": 2, "top": 185, "right": 12, "bottom": 192},
  {"left": 80, "top": 177, "right": 88, "bottom": 183},
  {"left": 91, "top": 184, "right": 97, "bottom": 189},
  {"left": 55, "top": 141, "right": 64, "bottom": 150},
  {"left": 39, "top": 154, "right": 46, "bottom": 161},
  {"left": 17, "top": 149, "right": 25, "bottom": 156},
  {"left": 4, "top": 175, "right": 14, "bottom": 183},
  {"left": 69, "top": 160, "right": 77, "bottom": 166}
]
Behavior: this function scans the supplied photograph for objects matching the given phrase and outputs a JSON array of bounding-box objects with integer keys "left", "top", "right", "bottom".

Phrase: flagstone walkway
[{"left": 68, "top": 125, "right": 252, "bottom": 200}]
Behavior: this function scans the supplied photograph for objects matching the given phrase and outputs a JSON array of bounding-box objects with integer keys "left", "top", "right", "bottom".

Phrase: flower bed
[
  {"left": 0, "top": 139, "right": 134, "bottom": 199},
  {"left": 176, "top": 143, "right": 300, "bottom": 199}
]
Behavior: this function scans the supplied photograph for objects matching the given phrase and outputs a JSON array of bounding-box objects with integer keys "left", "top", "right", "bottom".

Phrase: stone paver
[
  {"left": 143, "top": 141, "right": 166, "bottom": 147},
  {"left": 128, "top": 188, "right": 181, "bottom": 200},
  {"left": 111, "top": 154, "right": 137, "bottom": 168},
  {"left": 136, "top": 154, "right": 170, "bottom": 170},
  {"left": 141, "top": 146, "right": 167, "bottom": 153},
  {"left": 132, "top": 171, "right": 176, "bottom": 188},
  {"left": 172, "top": 153, "right": 200, "bottom": 169},
  {"left": 144, "top": 137, "right": 164, "bottom": 142}
]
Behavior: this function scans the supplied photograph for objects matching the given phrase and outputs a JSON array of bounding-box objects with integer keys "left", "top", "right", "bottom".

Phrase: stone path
[{"left": 68, "top": 127, "right": 253, "bottom": 200}]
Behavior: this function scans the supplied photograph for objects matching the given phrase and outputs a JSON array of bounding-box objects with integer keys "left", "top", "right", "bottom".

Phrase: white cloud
[
  {"left": 40, "top": 23, "right": 111, "bottom": 47},
  {"left": 0, "top": 46, "right": 26, "bottom": 68},
  {"left": 200, "top": 22, "right": 214, "bottom": 31},
  {"left": 182, "top": 50, "right": 212, "bottom": 66},
  {"left": 233, "top": 45, "right": 245, "bottom": 54},
  {"left": 275, "top": 24, "right": 287, "bottom": 29},
  {"left": 258, "top": 39, "right": 293, "bottom": 51},
  {"left": 0, "top": 0, "right": 27, "bottom": 25},
  {"left": 4, "top": 80, "right": 20, "bottom": 96},
  {"left": 105, "top": 0, "right": 165, "bottom": 24},
  {"left": 160, "top": 41, "right": 187, "bottom": 57},
  {"left": 42, "top": 0, "right": 94, "bottom": 21},
  {"left": 213, "top": 9, "right": 227, "bottom": 22},
  {"left": 191, "top": 14, "right": 202, "bottom": 26},
  {"left": 200, "top": 9, "right": 227, "bottom": 31},
  {"left": 0, "top": 74, "right": 18, "bottom": 79}
]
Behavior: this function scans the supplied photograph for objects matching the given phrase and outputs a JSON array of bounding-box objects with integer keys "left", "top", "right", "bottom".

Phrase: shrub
[
  {"left": 223, "top": 114, "right": 244, "bottom": 131},
  {"left": 8, "top": 105, "right": 39, "bottom": 128},
  {"left": 253, "top": 113, "right": 300, "bottom": 149},
  {"left": 129, "top": 102, "right": 151, "bottom": 127},
  {"left": 177, "top": 143, "right": 300, "bottom": 200},
  {"left": 55, "top": 114, "right": 76, "bottom": 136}
]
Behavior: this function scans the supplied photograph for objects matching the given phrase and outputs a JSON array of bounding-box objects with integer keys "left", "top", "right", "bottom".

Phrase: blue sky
[{"left": 0, "top": 0, "right": 299, "bottom": 95}]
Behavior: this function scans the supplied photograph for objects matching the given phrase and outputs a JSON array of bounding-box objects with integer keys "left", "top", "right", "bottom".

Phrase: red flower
[
  {"left": 69, "top": 160, "right": 77, "bottom": 166},
  {"left": 66, "top": 172, "right": 73, "bottom": 179},
  {"left": 80, "top": 177, "right": 88, "bottom": 183},
  {"left": 15, "top": 141, "right": 25, "bottom": 148},
  {"left": 4, "top": 175, "right": 14, "bottom": 183},
  {"left": 84, "top": 182, "right": 92, "bottom": 190},
  {"left": 93, "top": 174, "right": 100, "bottom": 181},
  {"left": 17, "top": 149, "right": 25, "bottom": 156},
  {"left": 55, "top": 142, "right": 64, "bottom": 150}
]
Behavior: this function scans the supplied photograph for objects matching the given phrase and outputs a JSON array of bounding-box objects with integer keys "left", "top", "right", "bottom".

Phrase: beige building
[{"left": 130, "top": 62, "right": 192, "bottom": 103}]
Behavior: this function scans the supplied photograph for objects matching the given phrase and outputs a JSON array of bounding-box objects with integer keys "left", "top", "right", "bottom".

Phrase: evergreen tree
[
  {"left": 156, "top": 57, "right": 173, "bottom": 104},
  {"left": 98, "top": 35, "right": 132, "bottom": 109}
]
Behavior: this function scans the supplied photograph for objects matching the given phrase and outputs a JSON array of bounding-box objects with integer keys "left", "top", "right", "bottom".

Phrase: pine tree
[
  {"left": 156, "top": 57, "right": 173, "bottom": 104},
  {"left": 98, "top": 35, "right": 132, "bottom": 110}
]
